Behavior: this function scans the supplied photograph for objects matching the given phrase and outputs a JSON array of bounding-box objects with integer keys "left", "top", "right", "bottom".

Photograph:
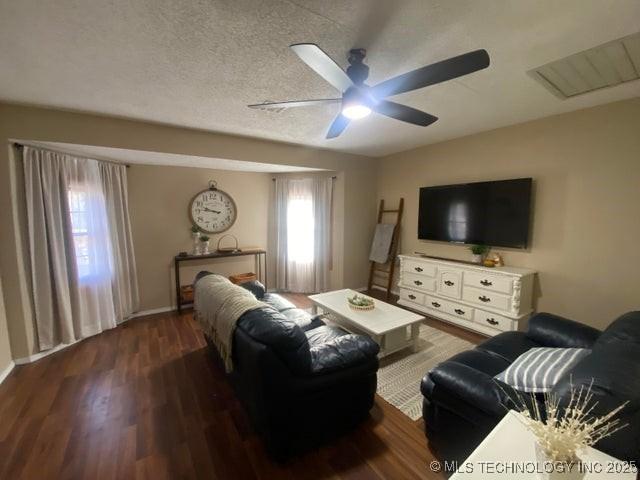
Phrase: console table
[{"left": 174, "top": 249, "right": 267, "bottom": 313}]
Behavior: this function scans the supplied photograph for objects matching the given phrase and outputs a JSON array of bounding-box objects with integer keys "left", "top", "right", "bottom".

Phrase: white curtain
[
  {"left": 99, "top": 162, "right": 140, "bottom": 322},
  {"left": 275, "top": 176, "right": 333, "bottom": 293},
  {"left": 22, "top": 146, "right": 139, "bottom": 351}
]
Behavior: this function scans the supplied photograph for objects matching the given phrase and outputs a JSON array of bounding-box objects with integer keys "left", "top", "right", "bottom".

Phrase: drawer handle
[
  {"left": 408, "top": 294, "right": 416, "bottom": 300},
  {"left": 486, "top": 318, "right": 499, "bottom": 326},
  {"left": 414, "top": 267, "right": 423, "bottom": 272},
  {"left": 431, "top": 302, "right": 441, "bottom": 308},
  {"left": 480, "top": 279, "right": 493, "bottom": 286},
  {"left": 414, "top": 280, "right": 423, "bottom": 286},
  {"left": 444, "top": 280, "right": 455, "bottom": 286},
  {"left": 478, "top": 295, "right": 491, "bottom": 303},
  {"left": 454, "top": 309, "right": 466, "bottom": 316}
]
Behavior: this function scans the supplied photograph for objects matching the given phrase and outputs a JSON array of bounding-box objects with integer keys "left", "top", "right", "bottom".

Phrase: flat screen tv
[{"left": 418, "top": 178, "right": 532, "bottom": 249}]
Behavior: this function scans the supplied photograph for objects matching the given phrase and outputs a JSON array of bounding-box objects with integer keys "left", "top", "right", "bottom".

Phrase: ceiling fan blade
[
  {"left": 326, "top": 114, "right": 351, "bottom": 139},
  {"left": 248, "top": 98, "right": 341, "bottom": 110},
  {"left": 290, "top": 43, "right": 353, "bottom": 92},
  {"left": 371, "top": 49, "right": 490, "bottom": 98},
  {"left": 374, "top": 100, "right": 438, "bottom": 126}
]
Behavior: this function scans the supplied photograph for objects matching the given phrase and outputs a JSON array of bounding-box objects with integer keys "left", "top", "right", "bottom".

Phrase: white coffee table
[
  {"left": 449, "top": 410, "right": 636, "bottom": 479},
  {"left": 308, "top": 289, "right": 425, "bottom": 357}
]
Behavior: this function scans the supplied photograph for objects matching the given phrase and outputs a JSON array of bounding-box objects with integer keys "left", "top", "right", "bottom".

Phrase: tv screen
[{"left": 418, "top": 178, "right": 532, "bottom": 248}]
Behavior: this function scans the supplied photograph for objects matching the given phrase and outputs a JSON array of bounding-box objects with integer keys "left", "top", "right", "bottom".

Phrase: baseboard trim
[
  {"left": 14, "top": 340, "right": 80, "bottom": 365},
  {"left": 128, "top": 306, "right": 175, "bottom": 318},
  {"left": 0, "top": 361, "right": 15, "bottom": 384}
]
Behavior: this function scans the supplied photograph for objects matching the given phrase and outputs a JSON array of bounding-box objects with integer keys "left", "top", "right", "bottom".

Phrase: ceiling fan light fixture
[{"left": 341, "top": 103, "right": 371, "bottom": 120}]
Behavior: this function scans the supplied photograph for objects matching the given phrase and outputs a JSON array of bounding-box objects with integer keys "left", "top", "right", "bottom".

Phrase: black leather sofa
[
  {"left": 194, "top": 273, "right": 380, "bottom": 459},
  {"left": 422, "top": 311, "right": 640, "bottom": 465}
]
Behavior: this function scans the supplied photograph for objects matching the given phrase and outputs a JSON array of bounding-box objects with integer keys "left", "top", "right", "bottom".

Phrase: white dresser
[{"left": 397, "top": 255, "right": 536, "bottom": 336}]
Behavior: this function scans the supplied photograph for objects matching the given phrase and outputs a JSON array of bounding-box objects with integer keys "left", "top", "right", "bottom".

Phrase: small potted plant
[
  {"left": 469, "top": 244, "right": 489, "bottom": 264},
  {"left": 190, "top": 225, "right": 200, "bottom": 254},
  {"left": 199, "top": 235, "right": 210, "bottom": 255}
]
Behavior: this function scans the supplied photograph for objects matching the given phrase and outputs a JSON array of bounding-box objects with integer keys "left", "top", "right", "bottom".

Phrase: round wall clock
[{"left": 189, "top": 181, "right": 237, "bottom": 233}]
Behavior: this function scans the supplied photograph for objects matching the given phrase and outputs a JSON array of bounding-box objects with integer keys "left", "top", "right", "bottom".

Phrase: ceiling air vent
[{"left": 529, "top": 31, "right": 640, "bottom": 99}]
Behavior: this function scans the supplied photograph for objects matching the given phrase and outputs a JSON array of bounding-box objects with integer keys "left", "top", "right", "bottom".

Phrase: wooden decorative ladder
[{"left": 367, "top": 198, "right": 404, "bottom": 301}]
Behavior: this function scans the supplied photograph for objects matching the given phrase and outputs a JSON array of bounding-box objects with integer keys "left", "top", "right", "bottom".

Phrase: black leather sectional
[
  {"left": 194, "top": 273, "right": 380, "bottom": 459},
  {"left": 422, "top": 311, "right": 640, "bottom": 465}
]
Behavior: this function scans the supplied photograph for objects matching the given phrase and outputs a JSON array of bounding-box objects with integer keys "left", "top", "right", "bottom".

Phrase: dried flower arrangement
[{"left": 510, "top": 381, "right": 628, "bottom": 463}]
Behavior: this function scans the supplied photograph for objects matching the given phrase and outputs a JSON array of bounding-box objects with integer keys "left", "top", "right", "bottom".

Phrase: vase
[
  {"left": 200, "top": 241, "right": 210, "bottom": 255},
  {"left": 472, "top": 254, "right": 483, "bottom": 264},
  {"left": 535, "top": 443, "right": 585, "bottom": 480},
  {"left": 192, "top": 232, "right": 200, "bottom": 255}
]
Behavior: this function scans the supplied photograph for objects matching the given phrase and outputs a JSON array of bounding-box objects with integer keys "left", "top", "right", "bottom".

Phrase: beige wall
[
  {"left": 0, "top": 103, "right": 377, "bottom": 358},
  {"left": 128, "top": 164, "right": 272, "bottom": 311},
  {"left": 0, "top": 275, "right": 13, "bottom": 376},
  {"left": 377, "top": 98, "right": 640, "bottom": 330}
]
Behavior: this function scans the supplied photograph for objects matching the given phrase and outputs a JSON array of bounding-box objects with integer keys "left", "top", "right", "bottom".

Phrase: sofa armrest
[
  {"left": 239, "top": 280, "right": 266, "bottom": 299},
  {"left": 526, "top": 312, "right": 601, "bottom": 348},
  {"left": 422, "top": 361, "right": 510, "bottom": 418},
  {"left": 309, "top": 334, "right": 379, "bottom": 374}
]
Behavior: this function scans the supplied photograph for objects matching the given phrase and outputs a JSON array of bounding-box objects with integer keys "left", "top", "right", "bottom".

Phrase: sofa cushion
[
  {"left": 305, "top": 325, "right": 346, "bottom": 347},
  {"left": 476, "top": 331, "right": 540, "bottom": 363},
  {"left": 448, "top": 349, "right": 512, "bottom": 377},
  {"left": 262, "top": 293, "right": 297, "bottom": 312},
  {"left": 595, "top": 311, "right": 640, "bottom": 349},
  {"left": 309, "top": 333, "right": 379, "bottom": 374},
  {"left": 495, "top": 347, "right": 590, "bottom": 393}
]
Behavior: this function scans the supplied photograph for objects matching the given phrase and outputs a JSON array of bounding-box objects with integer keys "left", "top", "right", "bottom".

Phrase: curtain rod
[
  {"left": 13, "top": 142, "right": 131, "bottom": 168},
  {"left": 272, "top": 175, "right": 337, "bottom": 181}
]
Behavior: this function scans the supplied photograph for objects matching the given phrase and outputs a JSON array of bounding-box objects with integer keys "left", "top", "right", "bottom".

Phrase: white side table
[{"left": 448, "top": 411, "right": 636, "bottom": 479}]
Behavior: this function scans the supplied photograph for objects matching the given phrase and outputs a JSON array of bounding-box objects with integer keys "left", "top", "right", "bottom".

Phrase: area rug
[{"left": 376, "top": 324, "right": 474, "bottom": 420}]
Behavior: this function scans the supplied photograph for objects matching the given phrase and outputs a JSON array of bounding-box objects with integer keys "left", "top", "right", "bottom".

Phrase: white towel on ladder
[{"left": 369, "top": 223, "right": 396, "bottom": 263}]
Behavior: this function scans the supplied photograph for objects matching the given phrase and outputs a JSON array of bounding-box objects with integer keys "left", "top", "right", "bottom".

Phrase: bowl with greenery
[{"left": 347, "top": 293, "right": 375, "bottom": 311}]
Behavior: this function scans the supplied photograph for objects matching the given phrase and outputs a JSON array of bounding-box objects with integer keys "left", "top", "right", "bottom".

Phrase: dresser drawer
[
  {"left": 464, "top": 271, "right": 512, "bottom": 294},
  {"left": 462, "top": 286, "right": 511, "bottom": 311},
  {"left": 443, "top": 302, "right": 473, "bottom": 321},
  {"left": 473, "top": 309, "right": 516, "bottom": 332},
  {"left": 425, "top": 295, "right": 449, "bottom": 313},
  {"left": 425, "top": 295, "right": 474, "bottom": 321},
  {"left": 399, "top": 289, "right": 425, "bottom": 305},
  {"left": 437, "top": 270, "right": 462, "bottom": 299},
  {"left": 401, "top": 273, "right": 436, "bottom": 291},
  {"left": 402, "top": 260, "right": 437, "bottom": 277}
]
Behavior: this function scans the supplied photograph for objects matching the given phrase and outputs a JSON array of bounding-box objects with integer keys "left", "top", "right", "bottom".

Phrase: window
[
  {"left": 68, "top": 187, "right": 112, "bottom": 282},
  {"left": 287, "top": 193, "right": 314, "bottom": 263}
]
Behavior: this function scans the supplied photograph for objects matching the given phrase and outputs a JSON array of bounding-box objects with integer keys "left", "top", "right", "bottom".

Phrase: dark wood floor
[{"left": 0, "top": 290, "right": 484, "bottom": 479}]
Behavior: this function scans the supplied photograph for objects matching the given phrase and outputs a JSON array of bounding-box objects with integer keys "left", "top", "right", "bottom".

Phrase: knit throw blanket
[{"left": 194, "top": 275, "right": 265, "bottom": 372}]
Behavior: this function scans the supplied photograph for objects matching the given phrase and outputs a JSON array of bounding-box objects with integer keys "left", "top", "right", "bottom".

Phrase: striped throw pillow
[{"left": 494, "top": 347, "right": 590, "bottom": 393}]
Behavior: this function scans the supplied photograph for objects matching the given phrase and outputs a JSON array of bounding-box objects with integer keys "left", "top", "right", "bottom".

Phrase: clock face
[{"left": 189, "top": 188, "right": 237, "bottom": 233}]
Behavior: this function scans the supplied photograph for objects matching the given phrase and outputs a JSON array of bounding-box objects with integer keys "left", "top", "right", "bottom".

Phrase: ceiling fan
[{"left": 248, "top": 44, "right": 490, "bottom": 139}]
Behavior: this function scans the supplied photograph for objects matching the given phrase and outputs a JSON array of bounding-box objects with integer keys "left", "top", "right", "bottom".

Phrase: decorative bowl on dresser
[{"left": 397, "top": 254, "right": 536, "bottom": 336}]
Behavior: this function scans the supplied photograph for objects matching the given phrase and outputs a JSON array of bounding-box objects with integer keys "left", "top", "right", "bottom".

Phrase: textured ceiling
[
  {"left": 1, "top": 0, "right": 639, "bottom": 157},
  {"left": 17, "top": 141, "right": 324, "bottom": 173}
]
